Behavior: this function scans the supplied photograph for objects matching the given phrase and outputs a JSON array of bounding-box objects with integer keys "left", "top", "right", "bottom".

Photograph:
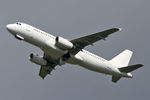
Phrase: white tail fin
[{"left": 110, "top": 49, "right": 133, "bottom": 68}]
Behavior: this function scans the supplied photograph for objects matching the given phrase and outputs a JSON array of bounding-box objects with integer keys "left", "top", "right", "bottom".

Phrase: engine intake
[
  {"left": 29, "top": 53, "right": 47, "bottom": 66},
  {"left": 55, "top": 36, "right": 73, "bottom": 50}
]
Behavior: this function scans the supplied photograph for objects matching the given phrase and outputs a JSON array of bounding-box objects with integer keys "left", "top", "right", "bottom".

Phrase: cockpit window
[{"left": 16, "top": 22, "right": 21, "bottom": 25}]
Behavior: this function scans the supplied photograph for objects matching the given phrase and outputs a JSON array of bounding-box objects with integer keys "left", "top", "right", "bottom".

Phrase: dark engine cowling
[
  {"left": 29, "top": 53, "right": 47, "bottom": 66},
  {"left": 55, "top": 36, "right": 73, "bottom": 50}
]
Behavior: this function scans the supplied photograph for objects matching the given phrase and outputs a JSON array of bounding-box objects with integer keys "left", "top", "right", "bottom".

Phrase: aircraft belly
[
  {"left": 23, "top": 31, "right": 47, "bottom": 47},
  {"left": 79, "top": 61, "right": 106, "bottom": 73},
  {"left": 78, "top": 56, "right": 106, "bottom": 73},
  {"left": 23, "top": 31, "right": 64, "bottom": 60},
  {"left": 24, "top": 36, "right": 44, "bottom": 47},
  {"left": 76, "top": 52, "right": 117, "bottom": 75},
  {"left": 43, "top": 48, "right": 64, "bottom": 59}
]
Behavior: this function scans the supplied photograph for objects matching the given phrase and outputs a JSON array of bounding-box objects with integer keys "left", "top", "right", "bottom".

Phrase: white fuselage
[{"left": 6, "top": 23, "right": 131, "bottom": 78}]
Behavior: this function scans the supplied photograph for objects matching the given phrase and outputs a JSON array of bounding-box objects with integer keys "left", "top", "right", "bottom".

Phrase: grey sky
[{"left": 0, "top": 0, "right": 149, "bottom": 100}]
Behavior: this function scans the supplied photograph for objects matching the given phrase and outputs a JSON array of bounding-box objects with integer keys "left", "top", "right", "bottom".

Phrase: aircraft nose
[{"left": 6, "top": 24, "right": 14, "bottom": 31}]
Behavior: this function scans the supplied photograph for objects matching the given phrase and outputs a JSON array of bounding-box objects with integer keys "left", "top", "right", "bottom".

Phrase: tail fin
[
  {"left": 110, "top": 49, "right": 143, "bottom": 83},
  {"left": 109, "top": 49, "right": 133, "bottom": 68}
]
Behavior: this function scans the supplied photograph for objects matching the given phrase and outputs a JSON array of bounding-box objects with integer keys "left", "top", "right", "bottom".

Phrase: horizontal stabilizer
[
  {"left": 119, "top": 64, "right": 143, "bottom": 73},
  {"left": 112, "top": 76, "right": 121, "bottom": 83}
]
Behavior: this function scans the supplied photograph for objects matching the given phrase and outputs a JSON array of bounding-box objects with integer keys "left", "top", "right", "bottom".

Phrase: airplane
[{"left": 6, "top": 22, "right": 143, "bottom": 83}]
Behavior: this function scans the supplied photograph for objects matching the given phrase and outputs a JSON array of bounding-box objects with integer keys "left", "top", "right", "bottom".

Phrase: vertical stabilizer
[{"left": 110, "top": 49, "right": 133, "bottom": 68}]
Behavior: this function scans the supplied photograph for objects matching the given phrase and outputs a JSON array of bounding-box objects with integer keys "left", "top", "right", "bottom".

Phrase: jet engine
[
  {"left": 29, "top": 53, "right": 47, "bottom": 66},
  {"left": 55, "top": 36, "right": 74, "bottom": 50}
]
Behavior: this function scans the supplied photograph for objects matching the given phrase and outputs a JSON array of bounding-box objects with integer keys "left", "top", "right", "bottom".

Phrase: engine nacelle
[
  {"left": 55, "top": 36, "right": 73, "bottom": 50},
  {"left": 29, "top": 53, "right": 47, "bottom": 66}
]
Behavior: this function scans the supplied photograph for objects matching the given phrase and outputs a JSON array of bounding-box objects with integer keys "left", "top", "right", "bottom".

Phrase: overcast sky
[{"left": 0, "top": 0, "right": 149, "bottom": 100}]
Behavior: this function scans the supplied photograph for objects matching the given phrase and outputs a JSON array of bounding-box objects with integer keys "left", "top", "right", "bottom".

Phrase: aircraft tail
[
  {"left": 109, "top": 49, "right": 133, "bottom": 68},
  {"left": 112, "top": 64, "right": 143, "bottom": 83},
  {"left": 110, "top": 49, "right": 143, "bottom": 83}
]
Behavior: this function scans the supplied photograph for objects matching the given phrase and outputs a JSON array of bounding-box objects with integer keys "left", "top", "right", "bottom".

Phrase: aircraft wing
[
  {"left": 39, "top": 66, "right": 54, "bottom": 79},
  {"left": 70, "top": 28, "right": 121, "bottom": 54},
  {"left": 39, "top": 53, "right": 57, "bottom": 79},
  {"left": 39, "top": 65, "right": 54, "bottom": 79},
  {"left": 112, "top": 76, "right": 121, "bottom": 83}
]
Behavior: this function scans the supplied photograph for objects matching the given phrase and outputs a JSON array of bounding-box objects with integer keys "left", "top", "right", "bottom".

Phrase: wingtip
[
  {"left": 118, "top": 28, "right": 123, "bottom": 32},
  {"left": 139, "top": 64, "right": 144, "bottom": 67}
]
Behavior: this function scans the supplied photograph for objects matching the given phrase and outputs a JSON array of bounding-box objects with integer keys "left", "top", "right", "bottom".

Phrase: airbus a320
[{"left": 6, "top": 22, "right": 143, "bottom": 83}]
